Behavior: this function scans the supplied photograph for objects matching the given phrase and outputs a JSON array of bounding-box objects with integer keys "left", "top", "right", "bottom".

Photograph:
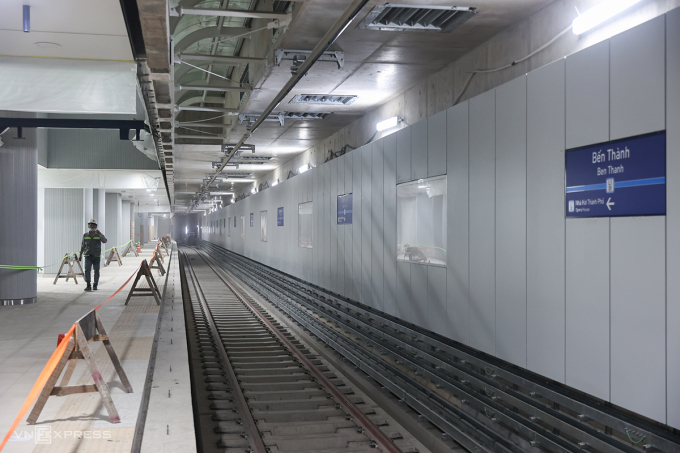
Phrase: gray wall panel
[
  {"left": 396, "top": 127, "right": 411, "bottom": 183},
  {"left": 312, "top": 168, "right": 320, "bottom": 286},
  {"left": 411, "top": 119, "right": 428, "bottom": 180},
  {"left": 344, "top": 151, "right": 353, "bottom": 193},
  {"left": 610, "top": 217, "right": 666, "bottom": 423},
  {"left": 361, "top": 145, "right": 373, "bottom": 306},
  {"left": 337, "top": 156, "right": 345, "bottom": 297},
  {"left": 446, "top": 102, "right": 470, "bottom": 344},
  {"left": 410, "top": 263, "right": 428, "bottom": 328},
  {"left": 610, "top": 16, "right": 666, "bottom": 140},
  {"left": 566, "top": 40, "right": 610, "bottom": 150},
  {"left": 323, "top": 164, "right": 331, "bottom": 289},
  {"left": 469, "top": 89, "right": 496, "bottom": 355},
  {"left": 565, "top": 218, "right": 610, "bottom": 401},
  {"left": 343, "top": 153, "right": 354, "bottom": 299},
  {"left": 526, "top": 59, "right": 566, "bottom": 383},
  {"left": 667, "top": 6, "right": 680, "bottom": 429},
  {"left": 330, "top": 159, "right": 338, "bottom": 293},
  {"left": 352, "top": 148, "right": 363, "bottom": 300},
  {"left": 371, "top": 140, "right": 385, "bottom": 311},
  {"left": 44, "top": 189, "right": 84, "bottom": 271},
  {"left": 495, "top": 76, "right": 527, "bottom": 367},
  {"left": 396, "top": 261, "right": 411, "bottom": 323},
  {"left": 428, "top": 266, "right": 447, "bottom": 336},
  {"left": 383, "top": 132, "right": 398, "bottom": 317},
  {"left": 428, "top": 110, "right": 447, "bottom": 177}
]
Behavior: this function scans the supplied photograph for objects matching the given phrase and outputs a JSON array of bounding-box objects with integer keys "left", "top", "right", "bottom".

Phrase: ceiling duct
[
  {"left": 289, "top": 94, "right": 357, "bottom": 105},
  {"left": 359, "top": 4, "right": 477, "bottom": 32}
]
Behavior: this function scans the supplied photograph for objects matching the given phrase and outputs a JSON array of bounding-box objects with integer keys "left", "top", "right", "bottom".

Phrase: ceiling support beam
[
  {"left": 176, "top": 122, "right": 229, "bottom": 128},
  {"left": 175, "top": 134, "right": 225, "bottom": 140},
  {"left": 171, "top": 6, "right": 291, "bottom": 21},
  {"left": 176, "top": 84, "right": 252, "bottom": 93},
  {"left": 177, "top": 106, "right": 240, "bottom": 113},
  {"left": 177, "top": 53, "right": 265, "bottom": 65},
  {"left": 0, "top": 118, "right": 146, "bottom": 141}
]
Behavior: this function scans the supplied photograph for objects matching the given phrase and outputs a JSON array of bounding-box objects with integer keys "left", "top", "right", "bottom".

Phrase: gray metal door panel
[
  {"left": 610, "top": 216, "right": 666, "bottom": 423},
  {"left": 565, "top": 218, "right": 610, "bottom": 401},
  {"left": 361, "top": 145, "right": 373, "bottom": 307},
  {"left": 667, "top": 6, "right": 680, "bottom": 430},
  {"left": 469, "top": 89, "right": 496, "bottom": 355},
  {"left": 411, "top": 118, "right": 428, "bottom": 180},
  {"left": 428, "top": 110, "right": 447, "bottom": 177},
  {"left": 566, "top": 40, "right": 610, "bottom": 150},
  {"left": 396, "top": 261, "right": 411, "bottom": 323},
  {"left": 527, "top": 58, "right": 566, "bottom": 384},
  {"left": 446, "top": 102, "right": 470, "bottom": 345},
  {"left": 352, "top": 148, "right": 363, "bottom": 301},
  {"left": 344, "top": 151, "right": 353, "bottom": 193},
  {"left": 383, "top": 133, "right": 398, "bottom": 317},
  {"left": 495, "top": 76, "right": 528, "bottom": 367},
  {"left": 410, "top": 263, "right": 428, "bottom": 328},
  {"left": 610, "top": 15, "right": 665, "bottom": 140},
  {"left": 428, "top": 265, "right": 447, "bottom": 336},
  {"left": 372, "top": 140, "right": 385, "bottom": 311},
  {"left": 397, "top": 127, "right": 411, "bottom": 183}
]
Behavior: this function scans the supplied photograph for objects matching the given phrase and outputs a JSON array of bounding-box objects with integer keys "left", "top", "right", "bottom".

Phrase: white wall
[{"left": 203, "top": 12, "right": 680, "bottom": 428}]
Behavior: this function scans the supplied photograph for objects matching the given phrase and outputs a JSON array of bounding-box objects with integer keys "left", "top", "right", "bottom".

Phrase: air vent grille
[
  {"left": 290, "top": 94, "right": 357, "bottom": 106},
  {"left": 283, "top": 112, "right": 331, "bottom": 120},
  {"left": 359, "top": 4, "right": 476, "bottom": 32}
]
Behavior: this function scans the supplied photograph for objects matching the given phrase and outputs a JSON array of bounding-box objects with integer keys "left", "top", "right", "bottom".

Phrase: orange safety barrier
[
  {"left": 0, "top": 260, "right": 147, "bottom": 452},
  {"left": 0, "top": 324, "right": 75, "bottom": 451}
]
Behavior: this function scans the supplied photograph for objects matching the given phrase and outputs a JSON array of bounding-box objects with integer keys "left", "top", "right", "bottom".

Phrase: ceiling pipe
[
  {"left": 177, "top": 85, "right": 252, "bottom": 93},
  {"left": 177, "top": 53, "right": 265, "bottom": 65},
  {"left": 173, "top": 6, "right": 291, "bottom": 21},
  {"left": 176, "top": 122, "right": 229, "bottom": 128},
  {"left": 177, "top": 106, "right": 240, "bottom": 113},
  {"left": 191, "top": 0, "right": 372, "bottom": 212}
]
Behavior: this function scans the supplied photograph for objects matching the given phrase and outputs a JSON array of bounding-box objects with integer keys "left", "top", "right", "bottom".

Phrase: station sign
[
  {"left": 337, "top": 193, "right": 353, "bottom": 224},
  {"left": 250, "top": 213, "right": 253, "bottom": 227},
  {"left": 565, "top": 131, "right": 666, "bottom": 218},
  {"left": 277, "top": 207, "right": 284, "bottom": 226}
]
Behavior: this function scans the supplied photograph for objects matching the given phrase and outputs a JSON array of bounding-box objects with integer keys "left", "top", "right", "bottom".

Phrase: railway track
[
  {"left": 195, "top": 241, "right": 680, "bottom": 453},
  {"left": 179, "top": 247, "right": 429, "bottom": 453}
]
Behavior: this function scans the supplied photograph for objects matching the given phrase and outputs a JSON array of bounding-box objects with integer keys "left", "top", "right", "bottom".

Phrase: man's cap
[{"left": 88, "top": 219, "right": 97, "bottom": 225}]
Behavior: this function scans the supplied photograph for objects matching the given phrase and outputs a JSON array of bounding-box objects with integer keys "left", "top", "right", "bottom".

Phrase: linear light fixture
[
  {"left": 298, "top": 164, "right": 310, "bottom": 174},
  {"left": 376, "top": 116, "right": 401, "bottom": 132},
  {"left": 572, "top": 0, "right": 643, "bottom": 35}
]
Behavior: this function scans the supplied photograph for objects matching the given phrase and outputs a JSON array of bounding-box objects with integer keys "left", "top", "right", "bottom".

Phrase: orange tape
[
  {"left": 0, "top": 324, "right": 76, "bottom": 452},
  {"left": 94, "top": 264, "right": 141, "bottom": 310}
]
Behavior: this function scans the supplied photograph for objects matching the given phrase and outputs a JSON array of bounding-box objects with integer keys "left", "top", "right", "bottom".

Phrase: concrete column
[
  {"left": 105, "top": 193, "right": 122, "bottom": 247},
  {"left": 129, "top": 202, "right": 135, "bottom": 242},
  {"left": 37, "top": 187, "right": 44, "bottom": 274},
  {"left": 0, "top": 121, "right": 38, "bottom": 305},
  {"left": 147, "top": 214, "right": 155, "bottom": 241},
  {"left": 96, "top": 189, "right": 106, "bottom": 233},
  {"left": 83, "top": 188, "right": 93, "bottom": 226},
  {"left": 122, "top": 200, "right": 131, "bottom": 242}
]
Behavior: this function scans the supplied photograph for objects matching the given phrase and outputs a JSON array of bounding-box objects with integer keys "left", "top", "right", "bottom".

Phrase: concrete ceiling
[
  {"left": 0, "top": 0, "right": 133, "bottom": 61},
  {"left": 170, "top": 0, "right": 553, "bottom": 211}
]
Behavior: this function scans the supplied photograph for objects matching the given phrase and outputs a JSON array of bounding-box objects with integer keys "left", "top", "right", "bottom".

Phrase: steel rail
[
  {"left": 193, "top": 249, "right": 405, "bottom": 453},
  {"left": 192, "top": 0, "right": 371, "bottom": 211},
  {"left": 201, "top": 241, "right": 680, "bottom": 453},
  {"left": 180, "top": 249, "right": 268, "bottom": 453}
]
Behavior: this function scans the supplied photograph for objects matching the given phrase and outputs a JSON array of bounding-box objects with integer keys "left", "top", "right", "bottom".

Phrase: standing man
[{"left": 79, "top": 218, "right": 107, "bottom": 292}]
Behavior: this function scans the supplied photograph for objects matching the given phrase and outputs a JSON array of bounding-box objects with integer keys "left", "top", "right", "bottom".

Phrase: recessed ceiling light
[{"left": 34, "top": 42, "right": 61, "bottom": 49}]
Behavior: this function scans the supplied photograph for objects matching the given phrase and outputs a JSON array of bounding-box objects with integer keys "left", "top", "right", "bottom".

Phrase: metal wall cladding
[
  {"left": 46, "top": 128, "right": 158, "bottom": 170},
  {"left": 208, "top": 12, "right": 679, "bottom": 428},
  {"left": 44, "top": 188, "right": 84, "bottom": 273},
  {"left": 0, "top": 115, "right": 38, "bottom": 300}
]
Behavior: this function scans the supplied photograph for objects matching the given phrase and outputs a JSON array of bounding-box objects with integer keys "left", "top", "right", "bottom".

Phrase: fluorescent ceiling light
[
  {"left": 298, "top": 164, "right": 310, "bottom": 174},
  {"left": 146, "top": 189, "right": 151, "bottom": 192},
  {"left": 376, "top": 116, "right": 401, "bottom": 132},
  {"left": 572, "top": 0, "right": 642, "bottom": 35}
]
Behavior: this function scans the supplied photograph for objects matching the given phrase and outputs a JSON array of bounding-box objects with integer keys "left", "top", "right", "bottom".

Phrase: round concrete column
[{"left": 0, "top": 125, "right": 38, "bottom": 305}]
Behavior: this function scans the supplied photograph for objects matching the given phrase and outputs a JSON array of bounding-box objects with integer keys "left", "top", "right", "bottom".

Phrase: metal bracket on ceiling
[
  {"left": 238, "top": 113, "right": 284, "bottom": 128},
  {"left": 222, "top": 143, "right": 255, "bottom": 154},
  {"left": 0, "top": 118, "right": 147, "bottom": 141},
  {"left": 274, "top": 49, "right": 345, "bottom": 74}
]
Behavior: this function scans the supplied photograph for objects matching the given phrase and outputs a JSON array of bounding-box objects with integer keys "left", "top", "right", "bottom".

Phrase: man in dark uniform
[{"left": 79, "top": 218, "right": 107, "bottom": 292}]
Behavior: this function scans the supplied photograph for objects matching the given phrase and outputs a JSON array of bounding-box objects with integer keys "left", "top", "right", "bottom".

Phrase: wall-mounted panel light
[
  {"left": 376, "top": 116, "right": 401, "bottom": 132},
  {"left": 272, "top": 179, "right": 279, "bottom": 187},
  {"left": 298, "top": 164, "right": 310, "bottom": 174},
  {"left": 572, "top": 0, "right": 642, "bottom": 35},
  {"left": 251, "top": 187, "right": 257, "bottom": 194},
  {"left": 23, "top": 5, "right": 30, "bottom": 32}
]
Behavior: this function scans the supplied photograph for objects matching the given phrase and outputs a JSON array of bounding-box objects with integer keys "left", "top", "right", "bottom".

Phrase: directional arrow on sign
[{"left": 607, "top": 198, "right": 615, "bottom": 210}]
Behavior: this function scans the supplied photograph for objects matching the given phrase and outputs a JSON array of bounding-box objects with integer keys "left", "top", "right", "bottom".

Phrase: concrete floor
[{"left": 0, "top": 244, "right": 166, "bottom": 453}]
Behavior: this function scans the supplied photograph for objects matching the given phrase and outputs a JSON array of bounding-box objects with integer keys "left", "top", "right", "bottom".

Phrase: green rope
[
  {"left": 485, "top": 388, "right": 495, "bottom": 397},
  {"left": 0, "top": 254, "right": 70, "bottom": 271},
  {"left": 484, "top": 408, "right": 495, "bottom": 419},
  {"left": 100, "top": 240, "right": 132, "bottom": 256},
  {"left": 625, "top": 429, "right": 645, "bottom": 444}
]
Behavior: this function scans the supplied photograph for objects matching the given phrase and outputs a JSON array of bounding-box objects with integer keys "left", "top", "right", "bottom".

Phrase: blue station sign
[
  {"left": 337, "top": 193, "right": 353, "bottom": 224},
  {"left": 277, "top": 207, "right": 284, "bottom": 226},
  {"left": 565, "top": 132, "right": 666, "bottom": 218}
]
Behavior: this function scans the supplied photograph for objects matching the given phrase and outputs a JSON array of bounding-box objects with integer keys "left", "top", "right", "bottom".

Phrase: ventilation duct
[{"left": 359, "top": 4, "right": 477, "bottom": 32}]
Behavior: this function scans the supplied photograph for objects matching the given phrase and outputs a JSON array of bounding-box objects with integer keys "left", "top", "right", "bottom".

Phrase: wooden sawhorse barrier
[
  {"left": 121, "top": 241, "right": 138, "bottom": 257},
  {"left": 53, "top": 254, "right": 85, "bottom": 285},
  {"left": 27, "top": 310, "right": 132, "bottom": 424},
  {"left": 125, "top": 260, "right": 161, "bottom": 305},
  {"left": 105, "top": 247, "right": 123, "bottom": 267}
]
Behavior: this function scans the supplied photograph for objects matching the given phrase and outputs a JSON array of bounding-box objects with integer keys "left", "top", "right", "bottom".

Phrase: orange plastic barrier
[{"left": 0, "top": 261, "right": 145, "bottom": 452}]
